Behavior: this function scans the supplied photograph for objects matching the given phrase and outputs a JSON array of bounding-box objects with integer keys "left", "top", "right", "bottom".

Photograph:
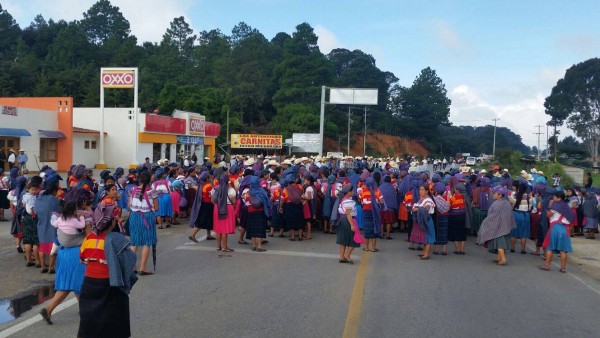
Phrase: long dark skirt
[
  {"left": 435, "top": 214, "right": 449, "bottom": 245},
  {"left": 362, "top": 209, "right": 379, "bottom": 239},
  {"left": 284, "top": 203, "right": 304, "bottom": 231},
  {"left": 471, "top": 208, "right": 488, "bottom": 233},
  {"left": 245, "top": 211, "right": 267, "bottom": 239},
  {"left": 78, "top": 277, "right": 130, "bottom": 338},
  {"left": 22, "top": 213, "right": 39, "bottom": 246},
  {"left": 530, "top": 212, "right": 540, "bottom": 241},
  {"left": 336, "top": 216, "right": 360, "bottom": 248},
  {"left": 448, "top": 213, "right": 467, "bottom": 242},
  {"left": 194, "top": 202, "right": 214, "bottom": 230},
  {"left": 270, "top": 202, "right": 284, "bottom": 230}
]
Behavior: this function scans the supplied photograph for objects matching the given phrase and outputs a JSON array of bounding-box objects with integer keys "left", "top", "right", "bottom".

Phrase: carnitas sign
[
  {"left": 101, "top": 69, "right": 135, "bottom": 88},
  {"left": 189, "top": 117, "right": 205, "bottom": 136}
]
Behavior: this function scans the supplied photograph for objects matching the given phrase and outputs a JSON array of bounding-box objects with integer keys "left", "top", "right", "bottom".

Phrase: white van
[{"left": 466, "top": 156, "right": 476, "bottom": 166}]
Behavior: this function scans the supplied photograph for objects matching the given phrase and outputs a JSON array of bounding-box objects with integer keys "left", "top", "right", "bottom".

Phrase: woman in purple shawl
[
  {"left": 477, "top": 186, "right": 515, "bottom": 266},
  {"left": 539, "top": 191, "right": 575, "bottom": 273},
  {"left": 211, "top": 174, "right": 236, "bottom": 252},
  {"left": 379, "top": 175, "right": 399, "bottom": 239},
  {"left": 359, "top": 177, "right": 384, "bottom": 252},
  {"left": 471, "top": 177, "right": 491, "bottom": 234},
  {"left": 188, "top": 171, "right": 214, "bottom": 243}
]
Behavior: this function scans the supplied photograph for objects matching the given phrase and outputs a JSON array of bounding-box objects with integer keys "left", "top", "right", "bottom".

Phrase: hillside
[{"left": 324, "top": 132, "right": 429, "bottom": 158}]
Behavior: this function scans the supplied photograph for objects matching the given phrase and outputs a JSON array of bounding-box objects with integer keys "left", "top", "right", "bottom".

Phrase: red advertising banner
[
  {"left": 145, "top": 114, "right": 186, "bottom": 134},
  {"left": 205, "top": 122, "right": 220, "bottom": 137}
]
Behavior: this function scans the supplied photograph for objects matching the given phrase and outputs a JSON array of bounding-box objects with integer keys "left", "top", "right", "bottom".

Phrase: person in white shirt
[{"left": 7, "top": 149, "right": 16, "bottom": 169}]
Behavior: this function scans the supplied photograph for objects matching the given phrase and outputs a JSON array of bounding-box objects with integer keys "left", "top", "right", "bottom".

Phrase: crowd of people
[{"left": 1, "top": 153, "right": 599, "bottom": 336}]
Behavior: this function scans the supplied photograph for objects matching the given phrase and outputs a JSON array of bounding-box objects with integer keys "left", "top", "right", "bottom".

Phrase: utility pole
[
  {"left": 347, "top": 107, "right": 351, "bottom": 156},
  {"left": 534, "top": 125, "right": 544, "bottom": 161},
  {"left": 363, "top": 107, "right": 367, "bottom": 157},
  {"left": 554, "top": 125, "right": 558, "bottom": 163},
  {"left": 546, "top": 124, "right": 549, "bottom": 160},
  {"left": 226, "top": 109, "right": 230, "bottom": 153},
  {"left": 492, "top": 118, "right": 500, "bottom": 159}
]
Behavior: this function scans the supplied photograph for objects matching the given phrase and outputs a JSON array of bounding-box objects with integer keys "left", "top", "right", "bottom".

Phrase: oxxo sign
[
  {"left": 189, "top": 117, "right": 205, "bottom": 136},
  {"left": 101, "top": 70, "right": 135, "bottom": 88}
]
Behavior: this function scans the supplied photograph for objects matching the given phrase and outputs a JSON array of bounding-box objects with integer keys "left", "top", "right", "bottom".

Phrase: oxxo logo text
[
  {"left": 190, "top": 118, "right": 205, "bottom": 134},
  {"left": 101, "top": 71, "right": 135, "bottom": 88}
]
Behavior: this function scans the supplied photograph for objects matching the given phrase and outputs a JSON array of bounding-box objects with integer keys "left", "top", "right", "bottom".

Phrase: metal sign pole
[
  {"left": 99, "top": 68, "right": 105, "bottom": 165},
  {"left": 133, "top": 68, "right": 139, "bottom": 166},
  {"left": 319, "top": 86, "right": 326, "bottom": 156}
]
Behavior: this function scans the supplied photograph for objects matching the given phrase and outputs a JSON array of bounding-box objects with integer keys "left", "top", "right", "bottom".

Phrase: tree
[
  {"left": 80, "top": 0, "right": 131, "bottom": 45},
  {"left": 163, "top": 16, "right": 196, "bottom": 59},
  {"left": 395, "top": 67, "right": 451, "bottom": 145},
  {"left": 0, "top": 4, "right": 20, "bottom": 54},
  {"left": 545, "top": 58, "right": 600, "bottom": 166}
]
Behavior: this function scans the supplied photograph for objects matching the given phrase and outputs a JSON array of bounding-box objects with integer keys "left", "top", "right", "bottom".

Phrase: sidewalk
[{"left": 570, "top": 236, "right": 600, "bottom": 282}]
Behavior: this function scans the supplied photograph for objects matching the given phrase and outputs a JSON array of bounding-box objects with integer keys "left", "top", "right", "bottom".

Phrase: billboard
[
  {"left": 292, "top": 133, "right": 321, "bottom": 153},
  {"left": 189, "top": 117, "right": 205, "bottom": 136},
  {"left": 101, "top": 69, "right": 135, "bottom": 88},
  {"left": 329, "top": 88, "right": 378, "bottom": 105},
  {"left": 231, "top": 134, "right": 282, "bottom": 149}
]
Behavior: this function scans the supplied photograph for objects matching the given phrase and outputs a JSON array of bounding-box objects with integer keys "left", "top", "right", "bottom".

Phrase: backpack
[
  {"left": 249, "top": 194, "right": 263, "bottom": 208},
  {"left": 287, "top": 185, "right": 303, "bottom": 205},
  {"left": 434, "top": 195, "right": 450, "bottom": 214}
]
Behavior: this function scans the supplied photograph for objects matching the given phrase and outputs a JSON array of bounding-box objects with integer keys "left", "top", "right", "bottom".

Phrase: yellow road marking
[{"left": 342, "top": 251, "right": 370, "bottom": 338}]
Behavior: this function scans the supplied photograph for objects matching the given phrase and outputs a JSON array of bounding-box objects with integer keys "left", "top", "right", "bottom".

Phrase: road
[{"left": 1, "top": 216, "right": 600, "bottom": 338}]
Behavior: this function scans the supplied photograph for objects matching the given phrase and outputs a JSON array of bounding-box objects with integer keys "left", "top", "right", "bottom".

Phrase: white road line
[
  {"left": 0, "top": 298, "right": 78, "bottom": 338},
  {"left": 526, "top": 244, "right": 600, "bottom": 296},
  {"left": 176, "top": 245, "right": 349, "bottom": 260}
]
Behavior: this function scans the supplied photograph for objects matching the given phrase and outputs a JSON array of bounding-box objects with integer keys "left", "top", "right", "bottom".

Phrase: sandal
[
  {"left": 40, "top": 308, "right": 52, "bottom": 325},
  {"left": 339, "top": 258, "right": 349, "bottom": 263},
  {"left": 420, "top": 256, "right": 430, "bottom": 260},
  {"left": 256, "top": 248, "right": 267, "bottom": 252},
  {"left": 344, "top": 257, "right": 354, "bottom": 264},
  {"left": 278, "top": 234, "right": 286, "bottom": 238},
  {"left": 158, "top": 226, "right": 164, "bottom": 229},
  {"left": 217, "top": 247, "right": 222, "bottom": 251},
  {"left": 222, "top": 248, "right": 234, "bottom": 252},
  {"left": 363, "top": 248, "right": 370, "bottom": 252},
  {"left": 206, "top": 236, "right": 216, "bottom": 240},
  {"left": 530, "top": 252, "right": 541, "bottom": 256},
  {"left": 371, "top": 248, "right": 380, "bottom": 252},
  {"left": 408, "top": 247, "right": 415, "bottom": 250},
  {"left": 298, "top": 237, "right": 304, "bottom": 241},
  {"left": 560, "top": 268, "right": 566, "bottom": 273},
  {"left": 538, "top": 265, "right": 550, "bottom": 271},
  {"left": 520, "top": 250, "right": 527, "bottom": 254},
  {"left": 238, "top": 241, "right": 248, "bottom": 245},
  {"left": 441, "top": 252, "right": 447, "bottom": 256},
  {"left": 433, "top": 251, "right": 439, "bottom": 255},
  {"left": 268, "top": 234, "right": 274, "bottom": 237},
  {"left": 188, "top": 236, "right": 198, "bottom": 243},
  {"left": 139, "top": 271, "right": 154, "bottom": 276},
  {"left": 289, "top": 238, "right": 296, "bottom": 241}
]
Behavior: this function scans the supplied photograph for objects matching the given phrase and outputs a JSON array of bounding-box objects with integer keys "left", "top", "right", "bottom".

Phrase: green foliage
[
  {"left": 0, "top": 1, "right": 530, "bottom": 152},
  {"left": 545, "top": 58, "right": 600, "bottom": 165}
]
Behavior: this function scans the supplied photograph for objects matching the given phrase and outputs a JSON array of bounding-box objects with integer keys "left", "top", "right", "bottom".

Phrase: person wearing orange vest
[
  {"left": 359, "top": 177, "right": 384, "bottom": 252},
  {"left": 448, "top": 184, "right": 468, "bottom": 255}
]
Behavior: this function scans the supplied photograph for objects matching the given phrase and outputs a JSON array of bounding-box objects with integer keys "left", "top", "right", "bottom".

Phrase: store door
[{"left": 0, "top": 137, "right": 19, "bottom": 172}]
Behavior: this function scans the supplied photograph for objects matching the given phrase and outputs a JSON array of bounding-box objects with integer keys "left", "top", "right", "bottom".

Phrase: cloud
[
  {"left": 555, "top": 34, "right": 600, "bottom": 55},
  {"left": 2, "top": 0, "right": 196, "bottom": 43},
  {"left": 449, "top": 84, "right": 573, "bottom": 148},
  {"left": 314, "top": 24, "right": 344, "bottom": 54},
  {"left": 428, "top": 19, "right": 473, "bottom": 62}
]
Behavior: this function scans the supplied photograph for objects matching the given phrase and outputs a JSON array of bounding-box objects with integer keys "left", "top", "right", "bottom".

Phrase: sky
[{"left": 4, "top": 0, "right": 600, "bottom": 148}]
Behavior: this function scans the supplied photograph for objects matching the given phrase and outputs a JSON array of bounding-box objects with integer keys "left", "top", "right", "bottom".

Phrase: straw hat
[
  {"left": 294, "top": 158, "right": 302, "bottom": 164},
  {"left": 531, "top": 168, "right": 538, "bottom": 174},
  {"left": 538, "top": 171, "right": 544, "bottom": 175},
  {"left": 520, "top": 170, "right": 528, "bottom": 178},
  {"left": 19, "top": 149, "right": 24, "bottom": 152},
  {"left": 301, "top": 157, "right": 309, "bottom": 162},
  {"left": 480, "top": 169, "right": 487, "bottom": 174},
  {"left": 244, "top": 158, "right": 256, "bottom": 166},
  {"left": 282, "top": 159, "right": 292, "bottom": 166},
  {"left": 503, "top": 168, "right": 509, "bottom": 172},
  {"left": 267, "top": 160, "right": 279, "bottom": 166},
  {"left": 527, "top": 174, "right": 534, "bottom": 181}
]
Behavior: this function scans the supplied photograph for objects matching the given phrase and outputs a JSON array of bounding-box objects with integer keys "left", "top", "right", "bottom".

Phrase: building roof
[{"left": 73, "top": 127, "right": 106, "bottom": 135}]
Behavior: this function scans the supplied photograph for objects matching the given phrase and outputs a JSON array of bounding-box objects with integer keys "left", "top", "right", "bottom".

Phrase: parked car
[{"left": 465, "top": 156, "right": 476, "bottom": 166}]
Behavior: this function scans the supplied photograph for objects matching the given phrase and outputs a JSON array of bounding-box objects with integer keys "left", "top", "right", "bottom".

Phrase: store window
[{"left": 40, "top": 138, "right": 57, "bottom": 162}]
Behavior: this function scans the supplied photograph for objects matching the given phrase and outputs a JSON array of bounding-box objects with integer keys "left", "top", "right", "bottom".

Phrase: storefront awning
[
  {"left": 0, "top": 128, "right": 31, "bottom": 137},
  {"left": 38, "top": 130, "right": 66, "bottom": 138}
]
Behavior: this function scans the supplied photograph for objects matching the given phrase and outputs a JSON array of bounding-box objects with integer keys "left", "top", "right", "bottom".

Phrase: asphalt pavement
[{"left": 1, "top": 216, "right": 600, "bottom": 338}]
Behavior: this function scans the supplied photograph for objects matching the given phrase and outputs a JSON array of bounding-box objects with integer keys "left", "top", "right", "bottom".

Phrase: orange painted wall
[{"left": 0, "top": 97, "right": 73, "bottom": 171}]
